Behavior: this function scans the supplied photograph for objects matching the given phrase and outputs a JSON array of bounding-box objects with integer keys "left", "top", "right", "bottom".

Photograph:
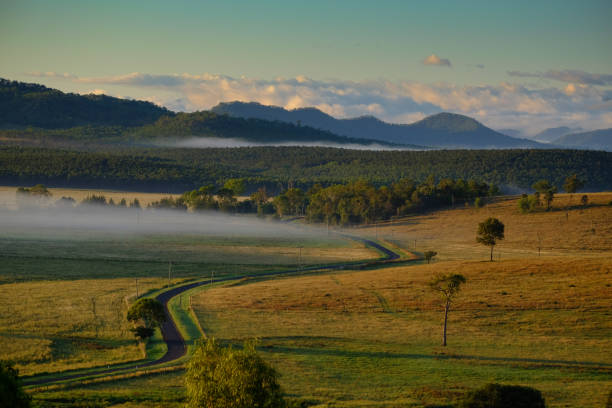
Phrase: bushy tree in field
[
  {"left": 423, "top": 251, "right": 437, "bottom": 264},
  {"left": 429, "top": 273, "right": 466, "bottom": 346},
  {"left": 126, "top": 298, "right": 166, "bottom": 340},
  {"left": 517, "top": 194, "right": 540, "bottom": 213},
  {"left": 477, "top": 218, "right": 505, "bottom": 261},
  {"left": 185, "top": 338, "right": 285, "bottom": 408},
  {"left": 532, "top": 180, "right": 557, "bottom": 210},
  {"left": 0, "top": 360, "right": 31, "bottom": 408},
  {"left": 223, "top": 178, "right": 246, "bottom": 196},
  {"left": 460, "top": 383, "right": 546, "bottom": 408}
]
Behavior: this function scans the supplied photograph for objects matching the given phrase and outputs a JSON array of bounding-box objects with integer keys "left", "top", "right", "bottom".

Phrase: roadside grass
[
  {"left": 192, "top": 256, "right": 612, "bottom": 407},
  {"left": 31, "top": 370, "right": 186, "bottom": 408},
  {"left": 355, "top": 192, "right": 612, "bottom": 261},
  {"left": 0, "top": 278, "right": 169, "bottom": 376}
]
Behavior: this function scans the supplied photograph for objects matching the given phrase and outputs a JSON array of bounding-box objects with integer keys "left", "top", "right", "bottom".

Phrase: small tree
[
  {"left": 580, "top": 194, "right": 589, "bottom": 207},
  {"left": 477, "top": 217, "right": 505, "bottom": 261},
  {"left": 563, "top": 174, "right": 584, "bottom": 204},
  {"left": 126, "top": 298, "right": 166, "bottom": 340},
  {"left": 429, "top": 273, "right": 466, "bottom": 346},
  {"left": 185, "top": 338, "right": 285, "bottom": 408},
  {"left": 0, "top": 360, "right": 31, "bottom": 408},
  {"left": 424, "top": 251, "right": 437, "bottom": 264},
  {"left": 532, "top": 180, "right": 557, "bottom": 210},
  {"left": 460, "top": 383, "right": 545, "bottom": 408}
]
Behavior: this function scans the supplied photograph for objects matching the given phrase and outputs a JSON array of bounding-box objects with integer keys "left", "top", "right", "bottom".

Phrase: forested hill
[
  {"left": 212, "top": 101, "right": 544, "bottom": 149},
  {"left": 0, "top": 78, "right": 171, "bottom": 128},
  {"left": 0, "top": 78, "right": 415, "bottom": 147},
  {"left": 1, "top": 146, "right": 610, "bottom": 193}
]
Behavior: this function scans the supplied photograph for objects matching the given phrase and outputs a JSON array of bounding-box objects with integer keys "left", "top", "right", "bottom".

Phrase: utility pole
[
  {"left": 135, "top": 278, "right": 139, "bottom": 298},
  {"left": 298, "top": 247, "right": 303, "bottom": 270},
  {"left": 211, "top": 270, "right": 214, "bottom": 286},
  {"left": 168, "top": 261, "right": 172, "bottom": 285},
  {"left": 375, "top": 222, "right": 378, "bottom": 240}
]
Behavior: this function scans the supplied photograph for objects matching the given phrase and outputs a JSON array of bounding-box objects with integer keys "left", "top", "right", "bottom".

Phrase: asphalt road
[{"left": 24, "top": 235, "right": 402, "bottom": 386}]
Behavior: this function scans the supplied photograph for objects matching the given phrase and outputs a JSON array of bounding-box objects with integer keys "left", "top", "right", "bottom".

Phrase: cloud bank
[{"left": 28, "top": 70, "right": 612, "bottom": 135}]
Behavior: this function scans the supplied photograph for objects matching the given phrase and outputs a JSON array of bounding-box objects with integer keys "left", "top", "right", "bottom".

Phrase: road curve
[{"left": 24, "top": 235, "right": 403, "bottom": 386}]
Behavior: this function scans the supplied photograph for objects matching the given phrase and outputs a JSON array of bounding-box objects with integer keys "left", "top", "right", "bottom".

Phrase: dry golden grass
[
  {"left": 0, "top": 278, "right": 169, "bottom": 376},
  {"left": 192, "top": 257, "right": 612, "bottom": 407},
  {"left": 355, "top": 193, "right": 612, "bottom": 260}
]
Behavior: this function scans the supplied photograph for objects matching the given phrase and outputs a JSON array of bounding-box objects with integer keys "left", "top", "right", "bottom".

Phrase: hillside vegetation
[{"left": 1, "top": 146, "right": 611, "bottom": 192}]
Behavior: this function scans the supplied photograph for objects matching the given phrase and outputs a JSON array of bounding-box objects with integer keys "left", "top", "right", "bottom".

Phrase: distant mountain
[
  {"left": 0, "top": 78, "right": 170, "bottom": 128},
  {"left": 498, "top": 129, "right": 523, "bottom": 138},
  {"left": 212, "top": 101, "right": 544, "bottom": 148},
  {"left": 552, "top": 128, "right": 612, "bottom": 151},
  {"left": 0, "top": 79, "right": 415, "bottom": 149},
  {"left": 533, "top": 126, "right": 583, "bottom": 143},
  {"left": 130, "top": 111, "right": 414, "bottom": 147}
]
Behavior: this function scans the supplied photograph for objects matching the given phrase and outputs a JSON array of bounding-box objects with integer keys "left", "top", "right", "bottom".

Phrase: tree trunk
[
  {"left": 443, "top": 299, "right": 450, "bottom": 346},
  {"left": 490, "top": 245, "right": 494, "bottom": 262}
]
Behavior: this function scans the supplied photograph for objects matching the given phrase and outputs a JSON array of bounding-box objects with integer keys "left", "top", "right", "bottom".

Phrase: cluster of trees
[
  {"left": 518, "top": 174, "right": 586, "bottom": 213},
  {"left": 304, "top": 177, "right": 498, "bottom": 225},
  {"left": 2, "top": 146, "right": 611, "bottom": 193}
]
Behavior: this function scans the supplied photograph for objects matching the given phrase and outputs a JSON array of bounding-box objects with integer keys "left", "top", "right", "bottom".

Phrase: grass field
[
  {"left": 358, "top": 192, "right": 612, "bottom": 260},
  {"left": 0, "top": 204, "right": 377, "bottom": 379},
  {"left": 189, "top": 196, "right": 612, "bottom": 407}
]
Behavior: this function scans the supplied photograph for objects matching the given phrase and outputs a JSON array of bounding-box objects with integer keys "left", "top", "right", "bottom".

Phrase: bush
[
  {"left": 460, "top": 383, "right": 545, "bottom": 408},
  {"left": 0, "top": 360, "right": 31, "bottom": 408},
  {"left": 185, "top": 338, "right": 285, "bottom": 408}
]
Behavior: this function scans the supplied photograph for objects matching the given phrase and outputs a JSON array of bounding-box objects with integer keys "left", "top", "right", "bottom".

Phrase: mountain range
[
  {"left": 2, "top": 78, "right": 608, "bottom": 151},
  {"left": 211, "top": 101, "right": 544, "bottom": 149}
]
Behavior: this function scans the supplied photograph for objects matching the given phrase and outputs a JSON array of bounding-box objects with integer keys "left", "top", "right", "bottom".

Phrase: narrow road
[{"left": 24, "top": 235, "right": 403, "bottom": 386}]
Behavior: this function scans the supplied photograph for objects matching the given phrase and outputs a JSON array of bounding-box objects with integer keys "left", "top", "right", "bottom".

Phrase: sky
[{"left": 1, "top": 0, "right": 611, "bottom": 134}]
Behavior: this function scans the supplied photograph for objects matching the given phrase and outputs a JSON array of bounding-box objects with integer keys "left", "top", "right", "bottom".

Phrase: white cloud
[
  {"left": 422, "top": 54, "right": 452, "bottom": 67},
  {"left": 26, "top": 71, "right": 612, "bottom": 133}
]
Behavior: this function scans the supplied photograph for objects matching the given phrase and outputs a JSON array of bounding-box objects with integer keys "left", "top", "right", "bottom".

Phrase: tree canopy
[
  {"left": 476, "top": 218, "right": 505, "bottom": 261},
  {"left": 185, "top": 338, "right": 285, "bottom": 408},
  {"left": 0, "top": 360, "right": 31, "bottom": 408},
  {"left": 126, "top": 298, "right": 166, "bottom": 339}
]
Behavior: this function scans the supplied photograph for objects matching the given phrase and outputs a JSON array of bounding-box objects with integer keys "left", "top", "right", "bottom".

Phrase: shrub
[
  {"left": 0, "top": 360, "right": 31, "bottom": 408},
  {"left": 460, "top": 383, "right": 545, "bottom": 408},
  {"left": 185, "top": 338, "right": 285, "bottom": 408}
]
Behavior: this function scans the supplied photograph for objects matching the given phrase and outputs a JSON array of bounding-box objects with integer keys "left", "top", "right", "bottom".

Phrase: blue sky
[{"left": 1, "top": 0, "right": 611, "bottom": 133}]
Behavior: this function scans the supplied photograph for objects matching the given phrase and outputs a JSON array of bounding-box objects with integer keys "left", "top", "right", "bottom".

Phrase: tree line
[{"left": 1, "top": 146, "right": 611, "bottom": 193}]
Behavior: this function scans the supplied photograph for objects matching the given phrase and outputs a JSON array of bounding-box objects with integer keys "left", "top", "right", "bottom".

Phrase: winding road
[{"left": 24, "top": 236, "right": 404, "bottom": 386}]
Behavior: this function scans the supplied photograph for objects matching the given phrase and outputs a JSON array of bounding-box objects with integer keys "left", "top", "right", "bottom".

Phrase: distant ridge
[
  {"left": 212, "top": 101, "right": 544, "bottom": 149},
  {"left": 553, "top": 128, "right": 612, "bottom": 151},
  {"left": 0, "top": 78, "right": 420, "bottom": 149},
  {"left": 533, "top": 126, "right": 583, "bottom": 143}
]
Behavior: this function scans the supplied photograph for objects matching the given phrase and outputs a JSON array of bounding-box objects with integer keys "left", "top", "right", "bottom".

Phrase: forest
[{"left": 0, "top": 146, "right": 610, "bottom": 193}]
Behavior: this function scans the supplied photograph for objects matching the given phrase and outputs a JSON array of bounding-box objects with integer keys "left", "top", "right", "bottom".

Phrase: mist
[
  {"left": 154, "top": 136, "right": 423, "bottom": 151},
  {"left": 0, "top": 196, "right": 329, "bottom": 240}
]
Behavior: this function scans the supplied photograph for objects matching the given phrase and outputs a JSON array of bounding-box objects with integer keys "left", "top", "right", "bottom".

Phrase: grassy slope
[
  {"left": 0, "top": 211, "right": 377, "bottom": 377},
  {"left": 191, "top": 196, "right": 612, "bottom": 407}
]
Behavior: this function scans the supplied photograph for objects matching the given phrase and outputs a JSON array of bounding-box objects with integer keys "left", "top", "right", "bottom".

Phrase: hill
[
  {"left": 212, "top": 101, "right": 544, "bottom": 148},
  {"left": 0, "top": 78, "right": 171, "bottom": 128},
  {"left": 533, "top": 126, "right": 583, "bottom": 143},
  {"left": 553, "top": 128, "right": 612, "bottom": 151},
  {"left": 0, "top": 78, "right": 417, "bottom": 148}
]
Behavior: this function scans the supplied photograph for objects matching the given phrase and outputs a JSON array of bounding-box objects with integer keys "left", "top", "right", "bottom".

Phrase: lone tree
[
  {"left": 0, "top": 360, "right": 31, "bottom": 408},
  {"left": 185, "top": 338, "right": 285, "bottom": 408},
  {"left": 477, "top": 217, "right": 505, "bottom": 261},
  {"left": 429, "top": 273, "right": 466, "bottom": 347},
  {"left": 424, "top": 251, "right": 437, "bottom": 264},
  {"left": 460, "top": 383, "right": 545, "bottom": 408},
  {"left": 563, "top": 174, "right": 584, "bottom": 198},
  {"left": 126, "top": 298, "right": 166, "bottom": 340},
  {"left": 532, "top": 180, "right": 557, "bottom": 210}
]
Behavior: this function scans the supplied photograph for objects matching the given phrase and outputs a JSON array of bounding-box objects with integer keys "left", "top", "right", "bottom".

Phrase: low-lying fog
[
  {"left": 0, "top": 197, "right": 327, "bottom": 240},
  {"left": 155, "top": 137, "right": 423, "bottom": 151}
]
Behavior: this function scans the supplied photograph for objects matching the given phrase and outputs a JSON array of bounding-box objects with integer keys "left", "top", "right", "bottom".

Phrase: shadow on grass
[{"left": 258, "top": 337, "right": 612, "bottom": 369}]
